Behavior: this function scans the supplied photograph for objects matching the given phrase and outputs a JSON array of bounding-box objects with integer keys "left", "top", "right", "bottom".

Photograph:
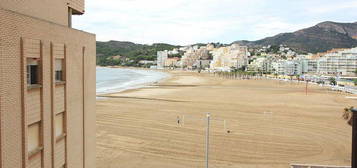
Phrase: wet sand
[{"left": 96, "top": 71, "right": 354, "bottom": 168}]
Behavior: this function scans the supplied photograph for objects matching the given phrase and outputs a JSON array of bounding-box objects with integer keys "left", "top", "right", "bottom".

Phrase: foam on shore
[{"left": 96, "top": 67, "right": 169, "bottom": 95}]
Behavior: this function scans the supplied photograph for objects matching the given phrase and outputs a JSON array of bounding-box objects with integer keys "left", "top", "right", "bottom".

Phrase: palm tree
[
  {"left": 328, "top": 77, "right": 337, "bottom": 86},
  {"left": 343, "top": 107, "right": 354, "bottom": 126},
  {"left": 296, "top": 75, "right": 301, "bottom": 81}
]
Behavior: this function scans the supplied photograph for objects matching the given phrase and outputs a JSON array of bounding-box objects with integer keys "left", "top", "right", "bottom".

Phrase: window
[
  {"left": 27, "top": 58, "right": 39, "bottom": 85},
  {"left": 55, "top": 59, "right": 64, "bottom": 82},
  {"left": 55, "top": 113, "right": 65, "bottom": 138},
  {"left": 28, "top": 123, "right": 40, "bottom": 153}
]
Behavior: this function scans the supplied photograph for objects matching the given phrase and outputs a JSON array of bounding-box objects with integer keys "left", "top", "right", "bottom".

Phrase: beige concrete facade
[
  {"left": 0, "top": 0, "right": 85, "bottom": 26},
  {"left": 0, "top": 0, "right": 96, "bottom": 167}
]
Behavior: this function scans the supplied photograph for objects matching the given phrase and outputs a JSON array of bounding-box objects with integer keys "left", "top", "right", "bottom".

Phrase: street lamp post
[
  {"left": 351, "top": 108, "right": 357, "bottom": 168},
  {"left": 205, "top": 113, "right": 210, "bottom": 168}
]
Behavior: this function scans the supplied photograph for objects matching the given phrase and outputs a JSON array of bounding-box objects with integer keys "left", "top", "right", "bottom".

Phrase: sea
[{"left": 96, "top": 67, "right": 169, "bottom": 95}]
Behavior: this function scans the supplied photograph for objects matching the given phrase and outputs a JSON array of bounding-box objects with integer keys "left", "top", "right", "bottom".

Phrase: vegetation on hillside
[{"left": 96, "top": 41, "right": 180, "bottom": 66}]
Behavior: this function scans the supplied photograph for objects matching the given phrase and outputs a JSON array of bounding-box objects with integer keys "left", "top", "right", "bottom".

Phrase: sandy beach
[{"left": 96, "top": 71, "right": 354, "bottom": 168}]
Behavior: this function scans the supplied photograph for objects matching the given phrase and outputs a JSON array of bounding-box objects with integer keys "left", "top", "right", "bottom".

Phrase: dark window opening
[
  {"left": 56, "top": 70, "right": 63, "bottom": 82},
  {"left": 55, "top": 59, "right": 64, "bottom": 82},
  {"left": 27, "top": 65, "right": 39, "bottom": 85}
]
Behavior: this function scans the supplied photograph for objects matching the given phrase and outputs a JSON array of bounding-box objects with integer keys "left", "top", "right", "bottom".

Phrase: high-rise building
[
  {"left": 0, "top": 0, "right": 96, "bottom": 168},
  {"left": 157, "top": 51, "right": 168, "bottom": 69}
]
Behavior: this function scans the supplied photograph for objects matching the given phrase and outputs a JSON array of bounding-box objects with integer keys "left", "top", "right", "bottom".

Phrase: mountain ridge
[{"left": 234, "top": 21, "right": 357, "bottom": 53}]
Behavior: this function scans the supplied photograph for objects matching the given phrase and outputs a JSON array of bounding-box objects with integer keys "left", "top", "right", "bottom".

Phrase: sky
[{"left": 73, "top": 0, "right": 357, "bottom": 45}]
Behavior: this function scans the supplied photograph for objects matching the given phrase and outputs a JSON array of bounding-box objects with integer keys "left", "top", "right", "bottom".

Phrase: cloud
[
  {"left": 251, "top": 17, "right": 316, "bottom": 39},
  {"left": 304, "top": 1, "right": 357, "bottom": 14},
  {"left": 73, "top": 0, "right": 357, "bottom": 45}
]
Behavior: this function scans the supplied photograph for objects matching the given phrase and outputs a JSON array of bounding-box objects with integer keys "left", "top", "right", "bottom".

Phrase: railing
[{"left": 332, "top": 85, "right": 357, "bottom": 94}]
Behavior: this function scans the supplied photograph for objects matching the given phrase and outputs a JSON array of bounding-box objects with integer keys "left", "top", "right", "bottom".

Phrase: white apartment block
[
  {"left": 272, "top": 61, "right": 283, "bottom": 75},
  {"left": 307, "top": 59, "right": 318, "bottom": 73},
  {"left": 272, "top": 59, "right": 306, "bottom": 76},
  {"left": 316, "top": 47, "right": 357, "bottom": 76},
  {"left": 248, "top": 57, "right": 266, "bottom": 72},
  {"left": 157, "top": 51, "right": 168, "bottom": 69},
  {"left": 267, "top": 48, "right": 357, "bottom": 77}
]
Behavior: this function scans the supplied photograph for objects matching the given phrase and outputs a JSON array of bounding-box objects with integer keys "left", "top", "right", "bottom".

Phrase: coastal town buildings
[
  {"left": 251, "top": 47, "right": 357, "bottom": 77},
  {"left": 0, "top": 0, "right": 96, "bottom": 168},
  {"left": 157, "top": 43, "right": 357, "bottom": 78},
  {"left": 157, "top": 44, "right": 250, "bottom": 71}
]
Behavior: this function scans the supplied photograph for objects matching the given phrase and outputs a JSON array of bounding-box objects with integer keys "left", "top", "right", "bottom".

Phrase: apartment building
[
  {"left": 164, "top": 57, "right": 180, "bottom": 68},
  {"left": 307, "top": 59, "right": 318, "bottom": 73},
  {"left": 248, "top": 57, "right": 266, "bottom": 72},
  {"left": 180, "top": 47, "right": 210, "bottom": 69},
  {"left": 210, "top": 44, "right": 249, "bottom": 71},
  {"left": 271, "top": 59, "right": 308, "bottom": 76},
  {"left": 157, "top": 51, "right": 168, "bottom": 69},
  {"left": 0, "top": 0, "right": 96, "bottom": 168},
  {"left": 272, "top": 60, "right": 286, "bottom": 75},
  {"left": 180, "top": 49, "right": 197, "bottom": 68},
  {"left": 317, "top": 48, "right": 357, "bottom": 76},
  {"left": 230, "top": 44, "right": 249, "bottom": 69}
]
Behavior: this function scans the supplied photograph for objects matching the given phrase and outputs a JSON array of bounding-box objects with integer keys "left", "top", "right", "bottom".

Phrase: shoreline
[
  {"left": 96, "top": 67, "right": 172, "bottom": 97},
  {"left": 98, "top": 65, "right": 357, "bottom": 95},
  {"left": 97, "top": 66, "right": 356, "bottom": 98}
]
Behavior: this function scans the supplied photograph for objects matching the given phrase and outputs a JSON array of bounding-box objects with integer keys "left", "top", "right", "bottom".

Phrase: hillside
[
  {"left": 96, "top": 41, "right": 179, "bottom": 66},
  {"left": 97, "top": 21, "right": 357, "bottom": 66},
  {"left": 235, "top": 21, "right": 357, "bottom": 53}
]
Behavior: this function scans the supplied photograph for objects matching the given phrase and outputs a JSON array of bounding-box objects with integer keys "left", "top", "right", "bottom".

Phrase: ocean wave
[{"left": 96, "top": 67, "right": 168, "bottom": 95}]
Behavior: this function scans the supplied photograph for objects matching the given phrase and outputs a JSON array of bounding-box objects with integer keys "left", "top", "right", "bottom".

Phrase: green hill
[{"left": 96, "top": 41, "right": 180, "bottom": 66}]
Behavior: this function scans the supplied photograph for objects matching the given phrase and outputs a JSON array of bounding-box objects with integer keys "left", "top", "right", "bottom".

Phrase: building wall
[
  {"left": 0, "top": 0, "right": 85, "bottom": 26},
  {"left": 68, "top": 0, "right": 85, "bottom": 14},
  {"left": 0, "top": 0, "right": 68, "bottom": 26},
  {"left": 0, "top": 8, "right": 95, "bottom": 168}
]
